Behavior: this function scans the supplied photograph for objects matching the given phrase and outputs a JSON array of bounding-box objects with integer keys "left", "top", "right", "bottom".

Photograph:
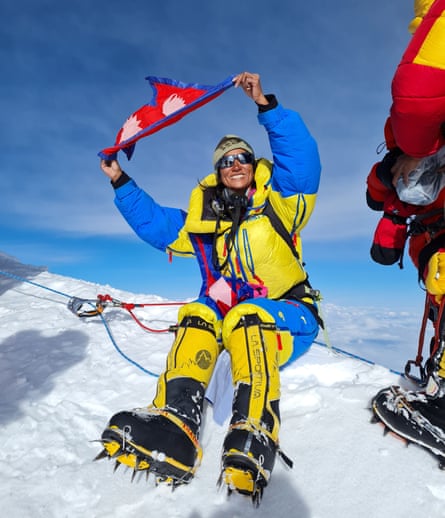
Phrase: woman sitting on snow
[{"left": 97, "top": 71, "right": 322, "bottom": 503}]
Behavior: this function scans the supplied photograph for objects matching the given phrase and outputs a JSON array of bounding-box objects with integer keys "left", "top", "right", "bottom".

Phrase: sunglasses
[{"left": 217, "top": 152, "right": 254, "bottom": 169}]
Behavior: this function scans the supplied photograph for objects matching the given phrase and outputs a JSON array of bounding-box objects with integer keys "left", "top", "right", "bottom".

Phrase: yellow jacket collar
[{"left": 183, "top": 159, "right": 273, "bottom": 234}]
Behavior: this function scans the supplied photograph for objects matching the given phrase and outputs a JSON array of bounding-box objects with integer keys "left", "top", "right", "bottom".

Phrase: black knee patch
[
  {"left": 233, "top": 313, "right": 275, "bottom": 331},
  {"left": 177, "top": 315, "right": 216, "bottom": 335}
]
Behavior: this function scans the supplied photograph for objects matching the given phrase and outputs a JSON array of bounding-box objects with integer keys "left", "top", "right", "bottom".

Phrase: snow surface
[{"left": 1, "top": 251, "right": 444, "bottom": 518}]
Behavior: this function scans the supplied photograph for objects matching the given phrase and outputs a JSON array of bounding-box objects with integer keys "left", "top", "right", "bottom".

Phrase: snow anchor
[
  {"left": 68, "top": 293, "right": 185, "bottom": 333},
  {"left": 68, "top": 296, "right": 105, "bottom": 318}
]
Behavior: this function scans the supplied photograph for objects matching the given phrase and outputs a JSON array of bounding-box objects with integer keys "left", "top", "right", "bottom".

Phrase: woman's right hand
[{"left": 100, "top": 159, "right": 123, "bottom": 182}]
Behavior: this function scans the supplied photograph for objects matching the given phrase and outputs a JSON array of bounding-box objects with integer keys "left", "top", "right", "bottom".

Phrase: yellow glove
[{"left": 424, "top": 250, "right": 445, "bottom": 302}]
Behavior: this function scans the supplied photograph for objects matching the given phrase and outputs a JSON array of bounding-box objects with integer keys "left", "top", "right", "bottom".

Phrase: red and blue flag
[{"left": 99, "top": 75, "right": 235, "bottom": 160}]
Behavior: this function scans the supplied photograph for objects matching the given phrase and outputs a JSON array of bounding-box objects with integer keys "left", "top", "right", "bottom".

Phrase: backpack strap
[
  {"left": 263, "top": 202, "right": 300, "bottom": 260},
  {"left": 190, "top": 233, "right": 221, "bottom": 298},
  {"left": 263, "top": 202, "right": 323, "bottom": 327}
]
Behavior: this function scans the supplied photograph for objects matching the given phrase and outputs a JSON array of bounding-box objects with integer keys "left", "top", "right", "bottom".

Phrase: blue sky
[{"left": 2, "top": 0, "right": 424, "bottom": 312}]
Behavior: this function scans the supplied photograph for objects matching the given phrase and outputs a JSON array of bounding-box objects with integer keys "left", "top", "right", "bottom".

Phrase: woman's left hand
[{"left": 233, "top": 72, "right": 268, "bottom": 105}]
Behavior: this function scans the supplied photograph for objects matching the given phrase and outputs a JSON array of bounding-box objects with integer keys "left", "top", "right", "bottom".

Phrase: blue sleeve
[
  {"left": 258, "top": 103, "right": 321, "bottom": 196},
  {"left": 113, "top": 179, "right": 187, "bottom": 251}
]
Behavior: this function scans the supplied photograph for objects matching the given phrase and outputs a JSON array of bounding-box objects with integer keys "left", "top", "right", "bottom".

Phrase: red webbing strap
[
  {"left": 405, "top": 294, "right": 445, "bottom": 385},
  {"left": 416, "top": 291, "right": 431, "bottom": 366},
  {"left": 433, "top": 296, "right": 445, "bottom": 357},
  {"left": 404, "top": 291, "right": 431, "bottom": 384}
]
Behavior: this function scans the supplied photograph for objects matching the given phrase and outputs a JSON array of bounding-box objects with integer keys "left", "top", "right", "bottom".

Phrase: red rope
[
  {"left": 96, "top": 294, "right": 186, "bottom": 333},
  {"left": 126, "top": 308, "right": 171, "bottom": 333},
  {"left": 97, "top": 294, "right": 186, "bottom": 308}
]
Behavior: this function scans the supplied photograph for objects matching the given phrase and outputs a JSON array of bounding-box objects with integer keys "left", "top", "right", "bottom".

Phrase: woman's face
[{"left": 218, "top": 148, "right": 255, "bottom": 194}]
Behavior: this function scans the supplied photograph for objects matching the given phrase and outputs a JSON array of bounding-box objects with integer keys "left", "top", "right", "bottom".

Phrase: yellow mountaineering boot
[
  {"left": 219, "top": 307, "right": 284, "bottom": 505},
  {"left": 97, "top": 307, "right": 221, "bottom": 486},
  {"left": 100, "top": 377, "right": 204, "bottom": 485}
]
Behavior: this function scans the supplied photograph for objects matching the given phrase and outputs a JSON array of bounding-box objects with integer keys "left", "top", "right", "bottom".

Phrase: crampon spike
[
  {"left": 93, "top": 449, "right": 109, "bottom": 462},
  {"left": 251, "top": 486, "right": 263, "bottom": 507},
  {"left": 216, "top": 470, "right": 233, "bottom": 498},
  {"left": 378, "top": 423, "right": 410, "bottom": 446},
  {"left": 134, "top": 456, "right": 142, "bottom": 472},
  {"left": 109, "top": 446, "right": 123, "bottom": 459},
  {"left": 216, "top": 471, "right": 223, "bottom": 489},
  {"left": 370, "top": 414, "right": 380, "bottom": 424}
]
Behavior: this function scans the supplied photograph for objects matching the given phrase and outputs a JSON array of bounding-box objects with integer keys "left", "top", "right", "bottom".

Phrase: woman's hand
[
  {"left": 100, "top": 159, "right": 123, "bottom": 183},
  {"left": 233, "top": 72, "right": 268, "bottom": 106}
]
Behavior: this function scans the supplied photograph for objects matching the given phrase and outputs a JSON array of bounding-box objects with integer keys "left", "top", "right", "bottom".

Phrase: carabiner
[
  {"left": 68, "top": 297, "right": 103, "bottom": 318},
  {"left": 404, "top": 359, "right": 427, "bottom": 386}
]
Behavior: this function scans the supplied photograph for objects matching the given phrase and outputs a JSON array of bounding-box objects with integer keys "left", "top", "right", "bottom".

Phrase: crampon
[
  {"left": 216, "top": 422, "right": 292, "bottom": 507},
  {"left": 371, "top": 385, "right": 445, "bottom": 469},
  {"left": 94, "top": 407, "right": 202, "bottom": 487},
  {"left": 217, "top": 450, "right": 269, "bottom": 507}
]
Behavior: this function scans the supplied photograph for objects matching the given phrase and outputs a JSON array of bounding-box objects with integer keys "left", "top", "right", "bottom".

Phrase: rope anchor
[
  {"left": 67, "top": 296, "right": 105, "bottom": 318},
  {"left": 68, "top": 293, "right": 181, "bottom": 334}
]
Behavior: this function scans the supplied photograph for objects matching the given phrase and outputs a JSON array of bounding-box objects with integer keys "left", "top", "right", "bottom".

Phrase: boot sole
[
  {"left": 101, "top": 426, "right": 196, "bottom": 483},
  {"left": 372, "top": 386, "right": 445, "bottom": 466}
]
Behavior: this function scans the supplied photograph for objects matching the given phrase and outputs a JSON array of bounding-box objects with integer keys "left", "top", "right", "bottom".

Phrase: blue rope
[
  {"left": 97, "top": 312, "right": 159, "bottom": 378},
  {"left": 314, "top": 339, "right": 404, "bottom": 377},
  {"left": 0, "top": 269, "right": 73, "bottom": 299},
  {"left": 0, "top": 269, "right": 159, "bottom": 378}
]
